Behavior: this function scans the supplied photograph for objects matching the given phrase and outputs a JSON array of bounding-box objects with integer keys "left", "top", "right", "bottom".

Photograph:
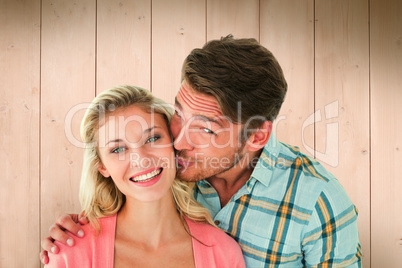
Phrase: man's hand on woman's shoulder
[{"left": 40, "top": 212, "right": 88, "bottom": 265}]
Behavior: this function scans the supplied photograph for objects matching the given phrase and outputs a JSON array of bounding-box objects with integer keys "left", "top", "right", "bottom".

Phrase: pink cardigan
[{"left": 46, "top": 214, "right": 245, "bottom": 268}]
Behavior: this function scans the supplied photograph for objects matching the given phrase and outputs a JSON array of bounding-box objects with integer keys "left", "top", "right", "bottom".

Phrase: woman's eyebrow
[
  {"left": 105, "top": 126, "right": 163, "bottom": 145},
  {"left": 143, "top": 126, "right": 162, "bottom": 134},
  {"left": 105, "top": 139, "right": 123, "bottom": 146}
]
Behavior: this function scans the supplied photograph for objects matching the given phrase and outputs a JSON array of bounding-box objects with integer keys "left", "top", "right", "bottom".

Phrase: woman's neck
[{"left": 115, "top": 192, "right": 185, "bottom": 249}]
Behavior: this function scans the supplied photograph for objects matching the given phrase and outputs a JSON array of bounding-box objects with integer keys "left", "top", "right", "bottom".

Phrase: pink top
[{"left": 46, "top": 214, "right": 245, "bottom": 268}]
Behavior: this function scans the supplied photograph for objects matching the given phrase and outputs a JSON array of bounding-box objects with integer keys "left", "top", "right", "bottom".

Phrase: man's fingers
[
  {"left": 40, "top": 250, "right": 49, "bottom": 265},
  {"left": 40, "top": 235, "right": 59, "bottom": 254},
  {"left": 78, "top": 211, "right": 89, "bottom": 225},
  {"left": 47, "top": 224, "right": 75, "bottom": 246},
  {"left": 55, "top": 214, "right": 85, "bottom": 238},
  {"left": 39, "top": 213, "right": 86, "bottom": 264}
]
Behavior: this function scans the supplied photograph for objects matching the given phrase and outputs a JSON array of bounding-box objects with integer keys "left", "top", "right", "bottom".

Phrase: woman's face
[{"left": 96, "top": 105, "right": 176, "bottom": 203}]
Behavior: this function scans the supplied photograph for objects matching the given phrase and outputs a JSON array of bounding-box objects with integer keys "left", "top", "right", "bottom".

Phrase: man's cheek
[
  {"left": 211, "top": 134, "right": 232, "bottom": 149},
  {"left": 169, "top": 121, "right": 180, "bottom": 139}
]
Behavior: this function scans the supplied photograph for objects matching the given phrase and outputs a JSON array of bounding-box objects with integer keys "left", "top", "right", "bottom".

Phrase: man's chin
[{"left": 176, "top": 168, "right": 205, "bottom": 182}]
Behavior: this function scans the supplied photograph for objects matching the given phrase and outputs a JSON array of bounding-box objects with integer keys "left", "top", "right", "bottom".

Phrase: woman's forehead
[{"left": 98, "top": 106, "right": 168, "bottom": 132}]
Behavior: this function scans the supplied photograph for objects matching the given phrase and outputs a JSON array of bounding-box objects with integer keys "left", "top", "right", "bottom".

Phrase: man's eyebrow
[
  {"left": 193, "top": 115, "right": 224, "bottom": 127},
  {"left": 175, "top": 97, "right": 224, "bottom": 127},
  {"left": 174, "top": 97, "right": 182, "bottom": 109}
]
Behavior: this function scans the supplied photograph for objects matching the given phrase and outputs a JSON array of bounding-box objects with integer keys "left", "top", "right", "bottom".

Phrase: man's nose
[{"left": 173, "top": 125, "right": 194, "bottom": 151}]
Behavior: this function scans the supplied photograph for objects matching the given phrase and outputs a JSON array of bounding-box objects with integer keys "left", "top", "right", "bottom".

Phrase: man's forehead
[{"left": 176, "top": 81, "right": 222, "bottom": 116}]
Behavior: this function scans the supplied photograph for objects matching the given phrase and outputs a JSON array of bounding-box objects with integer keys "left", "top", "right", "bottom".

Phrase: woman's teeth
[{"left": 131, "top": 168, "right": 162, "bottom": 182}]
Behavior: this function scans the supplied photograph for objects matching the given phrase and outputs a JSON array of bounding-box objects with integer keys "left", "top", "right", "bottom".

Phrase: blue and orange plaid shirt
[{"left": 194, "top": 134, "right": 362, "bottom": 267}]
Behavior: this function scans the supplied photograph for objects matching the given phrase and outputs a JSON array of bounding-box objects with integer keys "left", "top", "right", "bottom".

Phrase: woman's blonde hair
[{"left": 79, "top": 85, "right": 215, "bottom": 232}]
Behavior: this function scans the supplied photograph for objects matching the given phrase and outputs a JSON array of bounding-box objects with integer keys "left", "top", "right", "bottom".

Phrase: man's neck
[{"left": 206, "top": 150, "right": 262, "bottom": 208}]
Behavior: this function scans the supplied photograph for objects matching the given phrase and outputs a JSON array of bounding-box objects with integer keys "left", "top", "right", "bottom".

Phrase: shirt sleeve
[{"left": 301, "top": 179, "right": 362, "bottom": 267}]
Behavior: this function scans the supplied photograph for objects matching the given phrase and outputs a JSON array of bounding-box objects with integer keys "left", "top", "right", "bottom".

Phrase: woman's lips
[{"left": 130, "top": 167, "right": 163, "bottom": 186}]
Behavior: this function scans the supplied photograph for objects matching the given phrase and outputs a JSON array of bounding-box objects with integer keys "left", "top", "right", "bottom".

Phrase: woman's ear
[
  {"left": 97, "top": 162, "right": 110, "bottom": 178},
  {"left": 246, "top": 121, "right": 272, "bottom": 152}
]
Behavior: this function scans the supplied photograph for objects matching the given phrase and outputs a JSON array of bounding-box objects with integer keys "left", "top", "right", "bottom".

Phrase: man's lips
[{"left": 176, "top": 157, "right": 194, "bottom": 168}]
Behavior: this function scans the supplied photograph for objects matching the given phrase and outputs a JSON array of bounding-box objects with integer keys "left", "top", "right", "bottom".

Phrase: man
[{"left": 41, "top": 35, "right": 361, "bottom": 267}]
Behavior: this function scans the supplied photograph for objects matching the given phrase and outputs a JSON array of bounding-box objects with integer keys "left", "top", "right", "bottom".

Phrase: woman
[{"left": 45, "top": 85, "right": 245, "bottom": 267}]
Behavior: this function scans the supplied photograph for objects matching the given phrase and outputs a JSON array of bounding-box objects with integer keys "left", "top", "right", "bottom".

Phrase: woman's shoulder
[
  {"left": 46, "top": 214, "right": 117, "bottom": 267},
  {"left": 96, "top": 214, "right": 117, "bottom": 231},
  {"left": 72, "top": 214, "right": 117, "bottom": 239},
  {"left": 185, "top": 218, "right": 245, "bottom": 267},
  {"left": 185, "top": 218, "right": 236, "bottom": 246}
]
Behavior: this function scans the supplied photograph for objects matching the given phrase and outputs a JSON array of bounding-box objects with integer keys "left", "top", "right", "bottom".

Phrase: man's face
[{"left": 170, "top": 81, "right": 246, "bottom": 182}]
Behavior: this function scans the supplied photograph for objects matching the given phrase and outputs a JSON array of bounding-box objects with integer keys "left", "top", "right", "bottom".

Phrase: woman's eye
[
  {"left": 146, "top": 135, "right": 161, "bottom": 143},
  {"left": 111, "top": 147, "right": 126, "bottom": 153}
]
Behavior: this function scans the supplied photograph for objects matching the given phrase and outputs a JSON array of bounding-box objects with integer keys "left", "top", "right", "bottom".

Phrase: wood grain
[
  {"left": 151, "top": 0, "right": 206, "bottom": 104},
  {"left": 1, "top": 1, "right": 400, "bottom": 266},
  {"left": 315, "top": 0, "right": 370, "bottom": 266},
  {"left": 207, "top": 0, "right": 259, "bottom": 40},
  {"left": 40, "top": 0, "right": 96, "bottom": 240},
  {"left": 0, "top": 0, "right": 40, "bottom": 266},
  {"left": 260, "top": 0, "right": 315, "bottom": 154},
  {"left": 97, "top": 0, "right": 151, "bottom": 93},
  {"left": 370, "top": 0, "right": 402, "bottom": 266}
]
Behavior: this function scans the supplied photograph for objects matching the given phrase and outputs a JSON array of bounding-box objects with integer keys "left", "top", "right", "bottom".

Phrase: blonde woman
[{"left": 45, "top": 85, "right": 245, "bottom": 267}]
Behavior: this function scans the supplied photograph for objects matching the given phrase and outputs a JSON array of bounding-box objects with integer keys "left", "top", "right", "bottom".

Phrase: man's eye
[
  {"left": 203, "top": 128, "right": 216, "bottom": 135},
  {"left": 174, "top": 110, "right": 182, "bottom": 118},
  {"left": 111, "top": 147, "right": 126, "bottom": 153},
  {"left": 146, "top": 135, "right": 161, "bottom": 143}
]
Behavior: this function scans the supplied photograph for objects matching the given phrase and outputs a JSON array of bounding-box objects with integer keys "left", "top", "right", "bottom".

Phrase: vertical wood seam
[
  {"left": 205, "top": 0, "right": 208, "bottom": 42},
  {"left": 150, "top": 0, "right": 153, "bottom": 92},
  {"left": 368, "top": 0, "right": 372, "bottom": 266},
  {"left": 95, "top": 0, "right": 98, "bottom": 95},
  {"left": 258, "top": 0, "right": 261, "bottom": 43},
  {"left": 313, "top": 0, "right": 316, "bottom": 159},
  {"left": 39, "top": 0, "right": 43, "bottom": 260}
]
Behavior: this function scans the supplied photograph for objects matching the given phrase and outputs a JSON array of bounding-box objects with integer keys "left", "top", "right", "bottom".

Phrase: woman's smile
[{"left": 129, "top": 167, "right": 163, "bottom": 187}]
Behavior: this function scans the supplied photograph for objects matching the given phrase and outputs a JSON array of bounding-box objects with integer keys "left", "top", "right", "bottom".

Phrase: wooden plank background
[
  {"left": 0, "top": 0, "right": 40, "bottom": 266},
  {"left": 1, "top": 0, "right": 401, "bottom": 267},
  {"left": 370, "top": 0, "right": 402, "bottom": 266}
]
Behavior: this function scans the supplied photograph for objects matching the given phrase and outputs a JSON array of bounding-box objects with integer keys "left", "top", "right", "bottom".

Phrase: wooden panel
[
  {"left": 97, "top": 0, "right": 151, "bottom": 93},
  {"left": 0, "top": 2, "right": 400, "bottom": 267},
  {"left": 371, "top": 0, "right": 402, "bottom": 266},
  {"left": 40, "top": 0, "right": 96, "bottom": 237},
  {"left": 207, "top": 0, "right": 259, "bottom": 40},
  {"left": 0, "top": 0, "right": 40, "bottom": 266},
  {"left": 315, "top": 0, "right": 370, "bottom": 266},
  {"left": 152, "top": 0, "right": 206, "bottom": 104},
  {"left": 260, "top": 0, "right": 315, "bottom": 153}
]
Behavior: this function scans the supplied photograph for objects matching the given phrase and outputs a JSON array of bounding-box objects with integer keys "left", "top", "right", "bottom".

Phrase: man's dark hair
[{"left": 182, "top": 34, "right": 287, "bottom": 132}]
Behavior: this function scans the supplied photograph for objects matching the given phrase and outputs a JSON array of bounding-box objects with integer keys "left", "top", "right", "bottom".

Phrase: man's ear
[
  {"left": 246, "top": 121, "right": 272, "bottom": 152},
  {"left": 97, "top": 162, "right": 110, "bottom": 178}
]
